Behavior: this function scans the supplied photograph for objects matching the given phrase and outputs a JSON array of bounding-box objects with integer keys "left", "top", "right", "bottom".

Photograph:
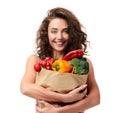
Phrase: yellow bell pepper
[{"left": 52, "top": 59, "right": 71, "bottom": 73}]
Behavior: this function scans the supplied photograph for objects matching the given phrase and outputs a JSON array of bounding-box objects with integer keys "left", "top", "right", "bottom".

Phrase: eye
[
  {"left": 51, "top": 31, "right": 57, "bottom": 34},
  {"left": 51, "top": 29, "right": 57, "bottom": 34},
  {"left": 63, "top": 28, "right": 69, "bottom": 34}
]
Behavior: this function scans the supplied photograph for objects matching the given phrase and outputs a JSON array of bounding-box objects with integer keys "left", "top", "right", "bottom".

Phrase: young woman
[{"left": 20, "top": 7, "right": 100, "bottom": 113}]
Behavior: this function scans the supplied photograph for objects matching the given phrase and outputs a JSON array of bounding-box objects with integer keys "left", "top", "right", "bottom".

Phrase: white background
[{"left": 0, "top": 0, "right": 120, "bottom": 113}]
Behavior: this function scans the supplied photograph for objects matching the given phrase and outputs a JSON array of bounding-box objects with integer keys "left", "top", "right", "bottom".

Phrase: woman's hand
[
  {"left": 36, "top": 101, "right": 58, "bottom": 113},
  {"left": 63, "top": 84, "right": 87, "bottom": 103}
]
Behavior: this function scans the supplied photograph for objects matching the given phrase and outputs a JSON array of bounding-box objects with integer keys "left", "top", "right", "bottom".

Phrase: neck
[{"left": 53, "top": 51, "right": 64, "bottom": 59}]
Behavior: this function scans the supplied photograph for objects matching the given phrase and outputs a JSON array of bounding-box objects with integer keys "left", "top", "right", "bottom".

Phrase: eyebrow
[
  {"left": 51, "top": 27, "right": 68, "bottom": 30},
  {"left": 51, "top": 28, "right": 57, "bottom": 30}
]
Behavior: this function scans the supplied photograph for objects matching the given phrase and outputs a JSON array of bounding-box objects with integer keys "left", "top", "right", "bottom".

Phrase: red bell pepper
[{"left": 62, "top": 49, "right": 84, "bottom": 61}]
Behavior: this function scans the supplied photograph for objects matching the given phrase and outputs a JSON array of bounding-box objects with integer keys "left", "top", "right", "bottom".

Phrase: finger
[
  {"left": 39, "top": 101, "right": 52, "bottom": 108},
  {"left": 79, "top": 87, "right": 87, "bottom": 93},
  {"left": 83, "top": 88, "right": 87, "bottom": 95},
  {"left": 36, "top": 105, "right": 41, "bottom": 111},
  {"left": 80, "top": 88, "right": 87, "bottom": 98},
  {"left": 36, "top": 101, "right": 44, "bottom": 108},
  {"left": 70, "top": 84, "right": 87, "bottom": 93},
  {"left": 39, "top": 101, "right": 48, "bottom": 105},
  {"left": 80, "top": 84, "right": 87, "bottom": 89},
  {"left": 36, "top": 106, "right": 43, "bottom": 113},
  {"left": 79, "top": 84, "right": 87, "bottom": 93}
]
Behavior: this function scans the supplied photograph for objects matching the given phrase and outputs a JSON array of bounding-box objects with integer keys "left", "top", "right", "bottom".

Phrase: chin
[{"left": 55, "top": 48, "right": 65, "bottom": 52}]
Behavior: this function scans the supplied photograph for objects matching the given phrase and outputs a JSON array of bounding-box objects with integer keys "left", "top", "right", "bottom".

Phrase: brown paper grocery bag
[
  {"left": 35, "top": 68, "right": 88, "bottom": 108},
  {"left": 36, "top": 68, "right": 88, "bottom": 93}
]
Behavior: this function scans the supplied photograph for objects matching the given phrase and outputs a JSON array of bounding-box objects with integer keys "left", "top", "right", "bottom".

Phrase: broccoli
[{"left": 70, "top": 58, "right": 89, "bottom": 75}]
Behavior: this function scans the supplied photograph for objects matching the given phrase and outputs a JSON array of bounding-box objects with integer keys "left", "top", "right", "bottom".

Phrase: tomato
[
  {"left": 34, "top": 63, "right": 41, "bottom": 72},
  {"left": 39, "top": 60, "right": 47, "bottom": 67},
  {"left": 46, "top": 65, "right": 52, "bottom": 70},
  {"left": 34, "top": 57, "right": 55, "bottom": 72},
  {"left": 45, "top": 57, "right": 52, "bottom": 61},
  {"left": 45, "top": 57, "right": 55, "bottom": 70}
]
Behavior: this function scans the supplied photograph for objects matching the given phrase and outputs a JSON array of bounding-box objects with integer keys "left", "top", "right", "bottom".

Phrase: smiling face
[{"left": 48, "top": 18, "right": 69, "bottom": 58}]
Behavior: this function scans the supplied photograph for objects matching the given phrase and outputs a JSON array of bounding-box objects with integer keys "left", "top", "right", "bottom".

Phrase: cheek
[
  {"left": 48, "top": 36, "right": 54, "bottom": 43},
  {"left": 64, "top": 35, "right": 69, "bottom": 41},
  {"left": 62, "top": 32, "right": 69, "bottom": 39},
  {"left": 48, "top": 35, "right": 55, "bottom": 46},
  {"left": 48, "top": 33, "right": 53, "bottom": 40}
]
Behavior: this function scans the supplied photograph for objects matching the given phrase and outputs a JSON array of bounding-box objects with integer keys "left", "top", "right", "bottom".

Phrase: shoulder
[
  {"left": 85, "top": 57, "right": 94, "bottom": 69},
  {"left": 85, "top": 57, "right": 92, "bottom": 65},
  {"left": 85, "top": 57, "right": 95, "bottom": 76},
  {"left": 26, "top": 54, "right": 40, "bottom": 64}
]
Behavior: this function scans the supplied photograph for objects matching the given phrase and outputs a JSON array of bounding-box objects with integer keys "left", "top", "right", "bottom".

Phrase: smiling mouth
[
  {"left": 55, "top": 41, "right": 65, "bottom": 46},
  {"left": 55, "top": 41, "right": 65, "bottom": 45}
]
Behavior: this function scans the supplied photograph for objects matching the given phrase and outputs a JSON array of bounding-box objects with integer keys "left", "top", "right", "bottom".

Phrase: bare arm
[{"left": 20, "top": 55, "right": 64, "bottom": 102}]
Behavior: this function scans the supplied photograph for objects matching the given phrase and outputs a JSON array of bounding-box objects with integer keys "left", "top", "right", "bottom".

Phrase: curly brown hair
[{"left": 35, "top": 7, "right": 89, "bottom": 59}]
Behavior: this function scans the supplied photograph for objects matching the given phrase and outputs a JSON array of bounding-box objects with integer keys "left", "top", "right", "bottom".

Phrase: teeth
[{"left": 55, "top": 41, "right": 64, "bottom": 44}]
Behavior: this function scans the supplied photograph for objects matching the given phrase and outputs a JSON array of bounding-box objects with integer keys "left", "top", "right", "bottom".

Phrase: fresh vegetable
[
  {"left": 34, "top": 63, "right": 41, "bottom": 72},
  {"left": 52, "top": 59, "right": 72, "bottom": 73},
  {"left": 44, "top": 57, "right": 55, "bottom": 70},
  {"left": 70, "top": 58, "right": 89, "bottom": 75},
  {"left": 34, "top": 57, "right": 55, "bottom": 72},
  {"left": 62, "top": 49, "right": 84, "bottom": 61}
]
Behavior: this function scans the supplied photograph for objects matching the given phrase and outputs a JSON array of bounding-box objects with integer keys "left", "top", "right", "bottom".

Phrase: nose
[{"left": 57, "top": 32, "right": 63, "bottom": 39}]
